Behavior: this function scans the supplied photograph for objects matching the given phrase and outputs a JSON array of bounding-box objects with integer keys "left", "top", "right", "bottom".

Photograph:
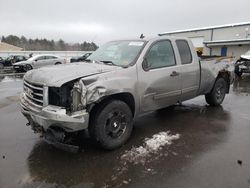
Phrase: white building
[{"left": 159, "top": 22, "right": 250, "bottom": 59}]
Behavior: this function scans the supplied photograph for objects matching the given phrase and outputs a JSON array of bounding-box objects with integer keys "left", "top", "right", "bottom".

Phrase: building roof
[
  {"left": 0, "top": 42, "right": 23, "bottom": 51},
  {"left": 159, "top": 22, "right": 250, "bottom": 35},
  {"left": 203, "top": 38, "right": 250, "bottom": 47}
]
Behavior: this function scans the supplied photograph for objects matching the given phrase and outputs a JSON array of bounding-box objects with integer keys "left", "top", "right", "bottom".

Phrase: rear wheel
[
  {"left": 55, "top": 62, "right": 61, "bottom": 65},
  {"left": 89, "top": 100, "right": 133, "bottom": 150},
  {"left": 205, "top": 77, "right": 227, "bottom": 106}
]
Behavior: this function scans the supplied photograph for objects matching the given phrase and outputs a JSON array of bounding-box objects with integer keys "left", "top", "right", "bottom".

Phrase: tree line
[{"left": 1, "top": 35, "right": 98, "bottom": 51}]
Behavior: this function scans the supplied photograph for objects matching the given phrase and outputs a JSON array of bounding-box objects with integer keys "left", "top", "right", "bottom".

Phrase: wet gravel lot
[{"left": 0, "top": 74, "right": 250, "bottom": 188}]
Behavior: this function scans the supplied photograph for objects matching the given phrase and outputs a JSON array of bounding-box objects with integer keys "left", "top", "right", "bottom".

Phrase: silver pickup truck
[{"left": 20, "top": 36, "right": 234, "bottom": 151}]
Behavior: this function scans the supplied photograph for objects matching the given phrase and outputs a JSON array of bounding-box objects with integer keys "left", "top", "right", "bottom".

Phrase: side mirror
[{"left": 142, "top": 57, "right": 150, "bottom": 71}]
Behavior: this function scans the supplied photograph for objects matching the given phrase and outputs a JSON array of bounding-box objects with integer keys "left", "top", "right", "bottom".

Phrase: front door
[
  {"left": 34, "top": 56, "right": 46, "bottom": 68},
  {"left": 138, "top": 40, "right": 182, "bottom": 112}
]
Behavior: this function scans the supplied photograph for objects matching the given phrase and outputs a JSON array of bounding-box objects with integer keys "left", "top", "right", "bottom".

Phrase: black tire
[
  {"left": 205, "top": 77, "right": 227, "bottom": 106},
  {"left": 24, "top": 64, "right": 33, "bottom": 72},
  {"left": 55, "top": 62, "right": 61, "bottom": 65},
  {"left": 89, "top": 100, "right": 133, "bottom": 150}
]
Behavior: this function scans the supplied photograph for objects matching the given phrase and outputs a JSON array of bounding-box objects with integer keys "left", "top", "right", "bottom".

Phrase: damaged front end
[
  {"left": 236, "top": 57, "right": 250, "bottom": 73},
  {"left": 49, "top": 76, "right": 107, "bottom": 114},
  {"left": 44, "top": 126, "right": 80, "bottom": 153},
  {"left": 21, "top": 76, "right": 107, "bottom": 152}
]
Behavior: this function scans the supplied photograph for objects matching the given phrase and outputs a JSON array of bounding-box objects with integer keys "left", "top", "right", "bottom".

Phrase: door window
[
  {"left": 176, "top": 40, "right": 193, "bottom": 64},
  {"left": 45, "top": 56, "right": 57, "bottom": 59},
  {"left": 16, "top": 56, "right": 23, "bottom": 61},
  {"left": 36, "top": 56, "right": 45, "bottom": 61},
  {"left": 145, "top": 40, "right": 176, "bottom": 69}
]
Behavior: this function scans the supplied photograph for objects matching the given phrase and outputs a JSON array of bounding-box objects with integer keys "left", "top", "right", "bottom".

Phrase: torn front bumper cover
[
  {"left": 44, "top": 127, "right": 80, "bottom": 153},
  {"left": 20, "top": 93, "right": 89, "bottom": 133},
  {"left": 238, "top": 65, "right": 250, "bottom": 73}
]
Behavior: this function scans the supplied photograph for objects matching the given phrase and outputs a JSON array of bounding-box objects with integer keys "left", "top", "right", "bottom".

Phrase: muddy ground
[{"left": 0, "top": 74, "right": 250, "bottom": 188}]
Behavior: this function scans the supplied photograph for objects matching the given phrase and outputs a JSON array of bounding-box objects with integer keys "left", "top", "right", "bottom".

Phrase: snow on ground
[
  {"left": 106, "top": 131, "right": 181, "bottom": 187},
  {"left": 121, "top": 131, "right": 180, "bottom": 164},
  {"left": 0, "top": 76, "right": 23, "bottom": 82}
]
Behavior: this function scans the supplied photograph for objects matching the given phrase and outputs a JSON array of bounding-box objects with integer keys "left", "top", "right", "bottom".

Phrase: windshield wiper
[
  {"left": 85, "top": 59, "right": 115, "bottom": 65},
  {"left": 84, "top": 59, "right": 92, "bottom": 62},
  {"left": 100, "top": 60, "right": 117, "bottom": 66},
  {"left": 89, "top": 60, "right": 128, "bottom": 68}
]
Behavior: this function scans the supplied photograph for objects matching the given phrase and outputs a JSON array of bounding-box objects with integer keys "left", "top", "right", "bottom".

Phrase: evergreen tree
[{"left": 1, "top": 35, "right": 98, "bottom": 51}]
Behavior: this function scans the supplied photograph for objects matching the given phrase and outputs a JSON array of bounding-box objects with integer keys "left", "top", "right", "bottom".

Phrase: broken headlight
[
  {"left": 48, "top": 82, "right": 74, "bottom": 112},
  {"left": 49, "top": 80, "right": 88, "bottom": 113}
]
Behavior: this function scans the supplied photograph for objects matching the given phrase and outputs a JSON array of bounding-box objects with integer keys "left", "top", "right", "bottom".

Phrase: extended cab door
[
  {"left": 138, "top": 39, "right": 182, "bottom": 112},
  {"left": 175, "top": 40, "right": 200, "bottom": 101}
]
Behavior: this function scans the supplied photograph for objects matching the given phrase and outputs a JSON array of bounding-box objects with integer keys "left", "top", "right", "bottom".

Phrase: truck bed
[{"left": 198, "top": 57, "right": 235, "bottom": 95}]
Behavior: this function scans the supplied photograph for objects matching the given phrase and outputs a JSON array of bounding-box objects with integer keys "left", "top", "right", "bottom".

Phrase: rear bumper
[{"left": 20, "top": 93, "right": 89, "bottom": 132}]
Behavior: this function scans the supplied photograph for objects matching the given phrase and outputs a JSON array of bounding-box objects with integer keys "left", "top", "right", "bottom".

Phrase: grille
[
  {"left": 23, "top": 79, "right": 44, "bottom": 108},
  {"left": 244, "top": 61, "right": 250, "bottom": 66}
]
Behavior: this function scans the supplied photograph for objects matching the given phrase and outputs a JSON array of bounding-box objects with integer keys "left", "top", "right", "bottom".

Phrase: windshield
[{"left": 87, "top": 40, "right": 145, "bottom": 67}]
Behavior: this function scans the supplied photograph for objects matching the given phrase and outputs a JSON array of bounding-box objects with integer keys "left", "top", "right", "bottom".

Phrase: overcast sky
[{"left": 1, "top": 0, "right": 250, "bottom": 44}]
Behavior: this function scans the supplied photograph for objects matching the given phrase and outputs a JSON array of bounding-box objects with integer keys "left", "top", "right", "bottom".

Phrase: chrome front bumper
[{"left": 20, "top": 93, "right": 89, "bottom": 132}]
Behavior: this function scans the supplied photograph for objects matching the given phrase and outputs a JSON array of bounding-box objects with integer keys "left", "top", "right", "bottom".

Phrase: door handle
[{"left": 170, "top": 71, "right": 179, "bottom": 77}]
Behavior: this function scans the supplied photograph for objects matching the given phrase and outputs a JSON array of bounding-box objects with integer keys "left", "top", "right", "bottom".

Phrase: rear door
[
  {"left": 138, "top": 39, "right": 182, "bottom": 112},
  {"left": 44, "top": 56, "right": 57, "bottom": 66},
  {"left": 175, "top": 40, "right": 200, "bottom": 101}
]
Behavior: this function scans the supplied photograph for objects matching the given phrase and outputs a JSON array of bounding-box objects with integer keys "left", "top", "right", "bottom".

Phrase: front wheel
[
  {"left": 205, "top": 78, "right": 227, "bottom": 106},
  {"left": 24, "top": 64, "right": 33, "bottom": 72},
  {"left": 89, "top": 100, "right": 133, "bottom": 150}
]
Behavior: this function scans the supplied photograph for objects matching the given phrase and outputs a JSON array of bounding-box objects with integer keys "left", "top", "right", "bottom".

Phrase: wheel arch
[
  {"left": 88, "top": 92, "right": 136, "bottom": 118},
  {"left": 216, "top": 71, "right": 231, "bottom": 93}
]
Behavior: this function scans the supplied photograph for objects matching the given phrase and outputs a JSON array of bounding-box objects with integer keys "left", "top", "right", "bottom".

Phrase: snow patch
[{"left": 121, "top": 131, "right": 180, "bottom": 164}]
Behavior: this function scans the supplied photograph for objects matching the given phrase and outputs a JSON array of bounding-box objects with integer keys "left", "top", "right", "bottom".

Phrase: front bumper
[
  {"left": 20, "top": 93, "right": 89, "bottom": 132},
  {"left": 238, "top": 65, "right": 250, "bottom": 73},
  {"left": 13, "top": 65, "right": 26, "bottom": 72}
]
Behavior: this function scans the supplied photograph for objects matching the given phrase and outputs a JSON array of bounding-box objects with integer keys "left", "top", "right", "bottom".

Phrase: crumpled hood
[
  {"left": 240, "top": 55, "right": 250, "bottom": 60},
  {"left": 24, "top": 62, "right": 120, "bottom": 87}
]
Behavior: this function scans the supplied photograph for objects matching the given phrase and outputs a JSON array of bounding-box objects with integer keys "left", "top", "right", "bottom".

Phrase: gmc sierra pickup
[{"left": 20, "top": 36, "right": 234, "bottom": 151}]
